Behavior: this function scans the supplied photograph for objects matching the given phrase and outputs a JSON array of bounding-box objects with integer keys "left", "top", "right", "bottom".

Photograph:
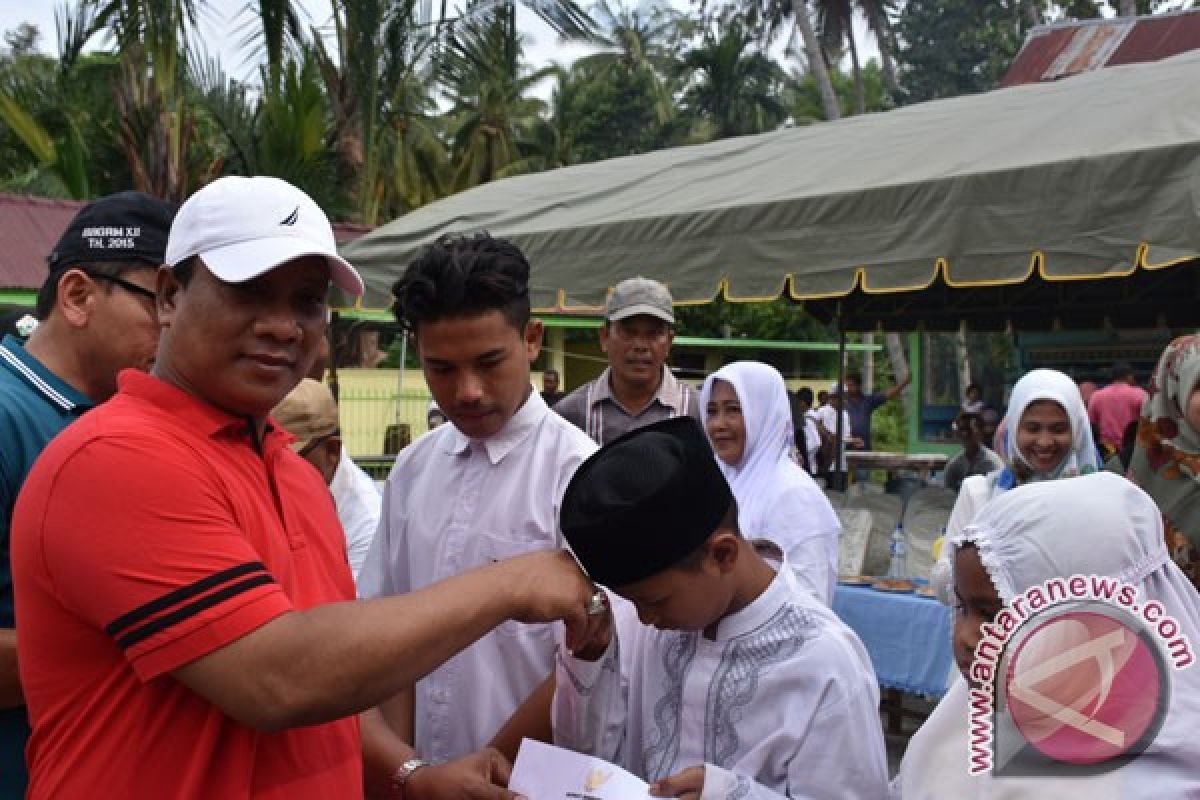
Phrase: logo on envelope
[{"left": 584, "top": 768, "right": 612, "bottom": 792}]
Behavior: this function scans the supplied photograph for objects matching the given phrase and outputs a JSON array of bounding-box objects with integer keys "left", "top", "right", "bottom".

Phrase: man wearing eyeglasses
[{"left": 0, "top": 190, "right": 175, "bottom": 795}]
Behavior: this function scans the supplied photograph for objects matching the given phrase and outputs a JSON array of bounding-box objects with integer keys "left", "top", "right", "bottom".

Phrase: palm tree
[
  {"left": 0, "top": 2, "right": 118, "bottom": 197},
  {"left": 678, "top": 18, "right": 788, "bottom": 139},
  {"left": 573, "top": 1, "right": 681, "bottom": 127},
  {"left": 192, "top": 50, "right": 345, "bottom": 213},
  {"left": 858, "top": 0, "right": 899, "bottom": 95},
  {"left": 102, "top": 0, "right": 221, "bottom": 201},
  {"left": 237, "top": 0, "right": 304, "bottom": 94},
  {"left": 816, "top": 0, "right": 864, "bottom": 114},
  {"left": 440, "top": 6, "right": 554, "bottom": 189},
  {"left": 791, "top": 0, "right": 840, "bottom": 120}
]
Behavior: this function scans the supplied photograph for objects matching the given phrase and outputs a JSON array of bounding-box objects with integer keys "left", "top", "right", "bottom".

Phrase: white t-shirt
[
  {"left": 329, "top": 448, "right": 381, "bottom": 582},
  {"left": 814, "top": 405, "right": 854, "bottom": 471}
]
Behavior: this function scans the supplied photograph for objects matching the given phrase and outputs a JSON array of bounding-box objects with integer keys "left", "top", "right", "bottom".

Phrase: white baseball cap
[{"left": 166, "top": 176, "right": 364, "bottom": 296}]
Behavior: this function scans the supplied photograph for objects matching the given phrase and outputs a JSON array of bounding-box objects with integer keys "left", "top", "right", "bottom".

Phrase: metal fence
[{"left": 337, "top": 383, "right": 433, "bottom": 476}]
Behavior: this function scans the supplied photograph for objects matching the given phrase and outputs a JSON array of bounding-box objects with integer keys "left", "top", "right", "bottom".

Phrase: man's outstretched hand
[{"left": 407, "top": 747, "right": 526, "bottom": 800}]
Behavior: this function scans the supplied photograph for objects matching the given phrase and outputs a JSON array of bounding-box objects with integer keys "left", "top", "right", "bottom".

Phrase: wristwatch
[{"left": 390, "top": 758, "right": 430, "bottom": 799}]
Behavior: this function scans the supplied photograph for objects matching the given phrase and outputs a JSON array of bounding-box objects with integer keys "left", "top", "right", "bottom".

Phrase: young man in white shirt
[
  {"left": 554, "top": 418, "right": 889, "bottom": 799},
  {"left": 814, "top": 384, "right": 860, "bottom": 488},
  {"left": 359, "top": 234, "right": 597, "bottom": 769}
]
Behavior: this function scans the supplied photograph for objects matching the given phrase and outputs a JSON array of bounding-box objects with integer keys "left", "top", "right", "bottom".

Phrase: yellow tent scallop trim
[{"left": 341, "top": 241, "right": 1194, "bottom": 316}]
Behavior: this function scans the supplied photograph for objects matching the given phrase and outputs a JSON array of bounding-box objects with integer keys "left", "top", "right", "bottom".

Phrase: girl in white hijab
[
  {"left": 934, "top": 369, "right": 1101, "bottom": 600},
  {"left": 700, "top": 361, "right": 841, "bottom": 604},
  {"left": 895, "top": 472, "right": 1200, "bottom": 798}
]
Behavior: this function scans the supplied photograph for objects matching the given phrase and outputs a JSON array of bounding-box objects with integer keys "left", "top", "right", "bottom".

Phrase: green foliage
[
  {"left": 786, "top": 60, "right": 890, "bottom": 124},
  {"left": 0, "top": 29, "right": 125, "bottom": 198},
  {"left": 675, "top": 297, "right": 833, "bottom": 342},
  {"left": 894, "top": 0, "right": 1028, "bottom": 104},
  {"left": 677, "top": 17, "right": 788, "bottom": 138},
  {"left": 0, "top": 0, "right": 1194, "bottom": 226},
  {"left": 558, "top": 62, "right": 673, "bottom": 162},
  {"left": 440, "top": 7, "right": 552, "bottom": 189}
]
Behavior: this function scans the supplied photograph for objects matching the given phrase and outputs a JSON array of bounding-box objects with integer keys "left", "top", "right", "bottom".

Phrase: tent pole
[{"left": 834, "top": 304, "right": 847, "bottom": 490}]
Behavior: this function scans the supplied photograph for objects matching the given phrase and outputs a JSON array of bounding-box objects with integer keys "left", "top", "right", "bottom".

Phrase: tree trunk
[
  {"left": 848, "top": 28, "right": 865, "bottom": 115},
  {"left": 792, "top": 0, "right": 840, "bottom": 120},
  {"left": 1118, "top": 0, "right": 1137, "bottom": 16},
  {"left": 956, "top": 322, "right": 972, "bottom": 404},
  {"left": 885, "top": 332, "right": 910, "bottom": 419},
  {"left": 864, "top": 5, "right": 899, "bottom": 95}
]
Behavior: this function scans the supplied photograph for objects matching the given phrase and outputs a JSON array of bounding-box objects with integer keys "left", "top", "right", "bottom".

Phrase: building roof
[
  {"left": 0, "top": 192, "right": 373, "bottom": 293},
  {"left": 1002, "top": 9, "right": 1200, "bottom": 87},
  {"left": 0, "top": 193, "right": 85, "bottom": 290}
]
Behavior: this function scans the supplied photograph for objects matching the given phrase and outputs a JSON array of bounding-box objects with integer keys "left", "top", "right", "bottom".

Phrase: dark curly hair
[{"left": 391, "top": 233, "right": 531, "bottom": 333}]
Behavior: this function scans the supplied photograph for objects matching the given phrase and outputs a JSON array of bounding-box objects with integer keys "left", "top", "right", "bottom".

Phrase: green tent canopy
[{"left": 339, "top": 50, "right": 1200, "bottom": 331}]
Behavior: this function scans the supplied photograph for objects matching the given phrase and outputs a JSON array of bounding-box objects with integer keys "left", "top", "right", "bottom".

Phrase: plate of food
[
  {"left": 872, "top": 578, "right": 917, "bottom": 593},
  {"left": 838, "top": 575, "right": 875, "bottom": 586},
  {"left": 915, "top": 586, "right": 937, "bottom": 599}
]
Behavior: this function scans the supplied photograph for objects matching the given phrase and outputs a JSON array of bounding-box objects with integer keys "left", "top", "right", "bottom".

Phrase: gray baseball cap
[{"left": 606, "top": 277, "right": 674, "bottom": 324}]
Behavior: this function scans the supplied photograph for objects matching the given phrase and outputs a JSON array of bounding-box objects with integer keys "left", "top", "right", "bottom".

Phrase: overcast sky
[
  {"left": 0, "top": 0, "right": 887, "bottom": 98},
  {"left": 1, "top": 0, "right": 653, "bottom": 82}
]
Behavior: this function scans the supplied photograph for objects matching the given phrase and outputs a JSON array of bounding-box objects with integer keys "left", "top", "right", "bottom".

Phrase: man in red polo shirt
[{"left": 11, "top": 176, "right": 602, "bottom": 800}]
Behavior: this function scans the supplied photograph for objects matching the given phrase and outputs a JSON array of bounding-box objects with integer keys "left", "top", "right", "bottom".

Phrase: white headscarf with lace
[{"left": 896, "top": 473, "right": 1200, "bottom": 798}]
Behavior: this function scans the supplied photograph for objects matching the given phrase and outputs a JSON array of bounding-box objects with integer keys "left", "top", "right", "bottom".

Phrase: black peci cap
[{"left": 560, "top": 417, "right": 733, "bottom": 588}]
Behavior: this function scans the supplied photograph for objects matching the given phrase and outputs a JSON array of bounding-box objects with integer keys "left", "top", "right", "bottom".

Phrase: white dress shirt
[
  {"left": 359, "top": 390, "right": 596, "bottom": 762},
  {"left": 554, "top": 560, "right": 889, "bottom": 800},
  {"left": 329, "top": 448, "right": 381, "bottom": 582},
  {"left": 814, "top": 405, "right": 854, "bottom": 471}
]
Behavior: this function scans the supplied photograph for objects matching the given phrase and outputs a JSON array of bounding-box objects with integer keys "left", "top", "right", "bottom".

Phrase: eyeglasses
[{"left": 82, "top": 270, "right": 157, "bottom": 303}]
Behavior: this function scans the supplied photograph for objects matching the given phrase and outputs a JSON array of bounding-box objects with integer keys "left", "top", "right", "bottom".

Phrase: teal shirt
[{"left": 0, "top": 334, "right": 94, "bottom": 797}]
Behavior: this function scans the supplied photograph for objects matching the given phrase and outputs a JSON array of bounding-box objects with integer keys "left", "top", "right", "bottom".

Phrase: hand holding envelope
[{"left": 509, "top": 739, "right": 651, "bottom": 800}]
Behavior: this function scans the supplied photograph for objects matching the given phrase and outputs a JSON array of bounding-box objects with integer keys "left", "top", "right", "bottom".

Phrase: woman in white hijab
[
  {"left": 933, "top": 369, "right": 1101, "bottom": 600},
  {"left": 895, "top": 472, "right": 1200, "bottom": 798},
  {"left": 700, "top": 361, "right": 841, "bottom": 604}
]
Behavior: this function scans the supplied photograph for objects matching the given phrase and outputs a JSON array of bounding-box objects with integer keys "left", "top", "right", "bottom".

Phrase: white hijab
[
  {"left": 700, "top": 362, "right": 840, "bottom": 601},
  {"left": 896, "top": 473, "right": 1200, "bottom": 798},
  {"left": 1001, "top": 369, "right": 1100, "bottom": 482}
]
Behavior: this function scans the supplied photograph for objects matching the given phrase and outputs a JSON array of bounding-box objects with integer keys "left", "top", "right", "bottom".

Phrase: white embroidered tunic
[{"left": 554, "top": 561, "right": 889, "bottom": 799}]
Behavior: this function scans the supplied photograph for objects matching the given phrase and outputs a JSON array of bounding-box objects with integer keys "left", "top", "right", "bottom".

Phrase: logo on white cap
[{"left": 166, "top": 176, "right": 363, "bottom": 296}]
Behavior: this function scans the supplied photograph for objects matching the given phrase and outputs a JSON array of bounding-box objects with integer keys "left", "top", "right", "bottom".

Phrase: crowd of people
[{"left": 0, "top": 176, "right": 1196, "bottom": 798}]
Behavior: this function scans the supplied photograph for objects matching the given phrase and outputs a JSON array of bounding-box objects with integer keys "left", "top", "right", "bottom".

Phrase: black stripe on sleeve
[
  {"left": 106, "top": 562, "right": 270, "bottom": 637},
  {"left": 113, "top": 574, "right": 277, "bottom": 651}
]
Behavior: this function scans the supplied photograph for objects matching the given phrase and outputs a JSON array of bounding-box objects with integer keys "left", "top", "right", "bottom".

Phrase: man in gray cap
[{"left": 555, "top": 277, "right": 700, "bottom": 444}]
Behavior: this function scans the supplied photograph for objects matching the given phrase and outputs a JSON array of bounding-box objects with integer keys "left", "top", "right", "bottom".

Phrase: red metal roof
[
  {"left": 0, "top": 192, "right": 374, "bottom": 292},
  {"left": 1002, "top": 9, "right": 1200, "bottom": 87},
  {"left": 0, "top": 194, "right": 85, "bottom": 291}
]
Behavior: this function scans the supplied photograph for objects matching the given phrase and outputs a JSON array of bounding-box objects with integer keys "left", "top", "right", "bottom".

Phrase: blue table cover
[{"left": 833, "top": 584, "right": 955, "bottom": 697}]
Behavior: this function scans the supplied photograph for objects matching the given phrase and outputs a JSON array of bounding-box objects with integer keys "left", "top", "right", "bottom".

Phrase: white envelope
[{"left": 509, "top": 738, "right": 652, "bottom": 800}]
